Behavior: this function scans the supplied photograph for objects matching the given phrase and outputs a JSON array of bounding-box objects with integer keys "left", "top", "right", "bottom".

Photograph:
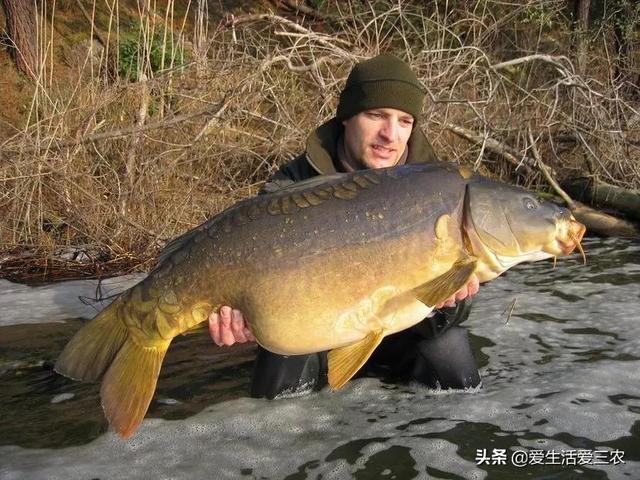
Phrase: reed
[{"left": 1, "top": 0, "right": 638, "bottom": 280}]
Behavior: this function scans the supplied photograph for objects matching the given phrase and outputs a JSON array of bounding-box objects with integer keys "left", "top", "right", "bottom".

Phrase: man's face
[{"left": 342, "top": 108, "right": 414, "bottom": 169}]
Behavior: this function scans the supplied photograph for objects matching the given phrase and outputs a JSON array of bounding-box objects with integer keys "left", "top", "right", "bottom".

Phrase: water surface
[{"left": 1, "top": 237, "right": 638, "bottom": 479}]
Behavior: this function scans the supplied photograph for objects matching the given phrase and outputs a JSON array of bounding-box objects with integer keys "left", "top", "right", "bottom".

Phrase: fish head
[{"left": 464, "top": 180, "right": 586, "bottom": 279}]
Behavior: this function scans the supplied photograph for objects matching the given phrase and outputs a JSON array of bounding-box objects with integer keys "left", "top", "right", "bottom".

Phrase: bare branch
[
  {"left": 4, "top": 100, "right": 230, "bottom": 153},
  {"left": 442, "top": 123, "right": 534, "bottom": 175},
  {"left": 527, "top": 128, "right": 576, "bottom": 209}
]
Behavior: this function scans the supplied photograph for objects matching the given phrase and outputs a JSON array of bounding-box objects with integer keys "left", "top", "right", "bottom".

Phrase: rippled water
[{"left": 1, "top": 237, "right": 639, "bottom": 479}]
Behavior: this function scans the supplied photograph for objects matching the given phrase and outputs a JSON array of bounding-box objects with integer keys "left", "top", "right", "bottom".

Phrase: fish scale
[{"left": 55, "top": 163, "right": 586, "bottom": 438}]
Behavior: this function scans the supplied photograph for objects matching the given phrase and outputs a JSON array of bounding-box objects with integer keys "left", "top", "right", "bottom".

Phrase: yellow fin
[
  {"left": 55, "top": 299, "right": 128, "bottom": 382},
  {"left": 100, "top": 338, "right": 170, "bottom": 439},
  {"left": 180, "top": 321, "right": 210, "bottom": 336},
  {"left": 413, "top": 259, "right": 477, "bottom": 307},
  {"left": 328, "top": 331, "right": 385, "bottom": 390}
]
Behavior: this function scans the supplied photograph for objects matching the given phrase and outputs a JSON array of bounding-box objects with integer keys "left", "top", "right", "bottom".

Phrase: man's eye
[{"left": 400, "top": 119, "right": 414, "bottom": 127}]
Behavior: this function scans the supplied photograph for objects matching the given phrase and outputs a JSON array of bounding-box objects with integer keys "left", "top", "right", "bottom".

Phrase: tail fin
[
  {"left": 55, "top": 296, "right": 171, "bottom": 438},
  {"left": 55, "top": 300, "right": 128, "bottom": 381},
  {"left": 101, "top": 338, "right": 170, "bottom": 438}
]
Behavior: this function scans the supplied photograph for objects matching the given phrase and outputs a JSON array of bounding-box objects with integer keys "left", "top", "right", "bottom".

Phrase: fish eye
[{"left": 523, "top": 198, "right": 539, "bottom": 210}]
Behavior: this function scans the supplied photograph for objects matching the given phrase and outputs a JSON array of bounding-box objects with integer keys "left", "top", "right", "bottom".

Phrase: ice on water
[
  {"left": 0, "top": 274, "right": 145, "bottom": 326},
  {"left": 1, "top": 238, "right": 639, "bottom": 479}
]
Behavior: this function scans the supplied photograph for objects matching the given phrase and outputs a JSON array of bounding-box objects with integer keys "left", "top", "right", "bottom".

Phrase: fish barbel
[{"left": 55, "top": 163, "right": 586, "bottom": 438}]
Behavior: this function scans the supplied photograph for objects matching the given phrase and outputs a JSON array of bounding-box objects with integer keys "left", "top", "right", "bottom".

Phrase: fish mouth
[{"left": 549, "top": 217, "right": 587, "bottom": 260}]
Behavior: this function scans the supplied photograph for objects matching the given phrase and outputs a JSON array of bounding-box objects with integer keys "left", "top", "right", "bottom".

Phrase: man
[{"left": 209, "top": 54, "right": 481, "bottom": 399}]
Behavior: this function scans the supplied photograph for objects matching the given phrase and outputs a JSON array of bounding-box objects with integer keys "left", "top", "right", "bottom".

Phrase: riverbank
[{"left": 1, "top": 1, "right": 638, "bottom": 283}]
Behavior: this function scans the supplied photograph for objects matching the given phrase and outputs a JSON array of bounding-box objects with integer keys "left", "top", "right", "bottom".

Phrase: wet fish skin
[{"left": 55, "top": 163, "right": 585, "bottom": 438}]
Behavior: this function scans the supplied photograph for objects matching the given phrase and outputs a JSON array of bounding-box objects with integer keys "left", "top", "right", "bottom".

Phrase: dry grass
[{"left": 1, "top": 0, "right": 638, "bottom": 280}]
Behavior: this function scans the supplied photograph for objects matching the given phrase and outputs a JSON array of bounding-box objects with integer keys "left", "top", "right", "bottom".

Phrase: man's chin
[{"left": 363, "top": 154, "right": 399, "bottom": 169}]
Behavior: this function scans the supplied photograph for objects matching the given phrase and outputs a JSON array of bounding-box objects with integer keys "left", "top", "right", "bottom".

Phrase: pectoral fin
[
  {"left": 328, "top": 330, "right": 385, "bottom": 390},
  {"left": 413, "top": 259, "right": 477, "bottom": 307},
  {"left": 180, "top": 321, "right": 209, "bottom": 336}
]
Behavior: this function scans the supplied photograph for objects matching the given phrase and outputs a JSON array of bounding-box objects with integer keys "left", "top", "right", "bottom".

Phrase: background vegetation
[{"left": 0, "top": 0, "right": 638, "bottom": 280}]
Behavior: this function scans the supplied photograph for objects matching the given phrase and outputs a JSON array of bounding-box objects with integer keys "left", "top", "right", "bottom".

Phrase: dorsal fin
[{"left": 157, "top": 228, "right": 201, "bottom": 265}]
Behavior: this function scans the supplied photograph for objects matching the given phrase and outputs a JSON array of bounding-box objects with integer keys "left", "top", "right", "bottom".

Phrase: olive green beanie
[{"left": 336, "top": 53, "right": 425, "bottom": 121}]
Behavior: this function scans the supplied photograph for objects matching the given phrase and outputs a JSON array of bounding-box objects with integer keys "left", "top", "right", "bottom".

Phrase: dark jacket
[{"left": 261, "top": 117, "right": 439, "bottom": 193}]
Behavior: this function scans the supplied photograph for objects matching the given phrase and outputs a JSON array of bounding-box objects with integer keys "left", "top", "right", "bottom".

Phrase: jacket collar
[{"left": 305, "top": 117, "right": 432, "bottom": 175}]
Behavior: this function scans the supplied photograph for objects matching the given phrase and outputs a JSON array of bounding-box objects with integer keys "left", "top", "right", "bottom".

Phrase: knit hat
[{"left": 336, "top": 53, "right": 425, "bottom": 121}]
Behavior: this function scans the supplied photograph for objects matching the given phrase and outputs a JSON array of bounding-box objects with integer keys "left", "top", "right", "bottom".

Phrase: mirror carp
[{"left": 55, "top": 163, "right": 586, "bottom": 438}]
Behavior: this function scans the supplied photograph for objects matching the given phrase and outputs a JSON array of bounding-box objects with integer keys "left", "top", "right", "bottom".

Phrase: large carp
[{"left": 56, "top": 163, "right": 585, "bottom": 438}]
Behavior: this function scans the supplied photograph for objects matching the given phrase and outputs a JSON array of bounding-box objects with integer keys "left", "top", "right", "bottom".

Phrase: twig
[
  {"left": 502, "top": 297, "right": 517, "bottom": 325},
  {"left": 5, "top": 100, "right": 229, "bottom": 153},
  {"left": 273, "top": 30, "right": 352, "bottom": 48},
  {"left": 527, "top": 128, "right": 576, "bottom": 210},
  {"left": 1, "top": 172, "right": 53, "bottom": 183},
  {"left": 277, "top": 0, "right": 336, "bottom": 22},
  {"left": 225, "top": 13, "right": 353, "bottom": 54},
  {"left": 75, "top": 0, "right": 109, "bottom": 48},
  {"left": 117, "top": 211, "right": 168, "bottom": 245},
  {"left": 491, "top": 54, "right": 572, "bottom": 73},
  {"left": 575, "top": 132, "right": 617, "bottom": 184},
  {"left": 192, "top": 95, "right": 233, "bottom": 144},
  {"left": 260, "top": 54, "right": 342, "bottom": 73},
  {"left": 442, "top": 123, "right": 534, "bottom": 174}
]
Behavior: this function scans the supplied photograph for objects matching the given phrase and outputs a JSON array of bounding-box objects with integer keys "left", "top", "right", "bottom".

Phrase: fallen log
[
  {"left": 562, "top": 178, "right": 640, "bottom": 223},
  {"left": 571, "top": 203, "right": 640, "bottom": 238}
]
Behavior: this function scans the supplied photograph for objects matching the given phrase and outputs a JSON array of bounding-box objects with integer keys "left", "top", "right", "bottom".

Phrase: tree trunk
[
  {"left": 612, "top": 1, "right": 639, "bottom": 98},
  {"left": 2, "top": 0, "right": 39, "bottom": 79},
  {"left": 575, "top": 0, "right": 591, "bottom": 75}
]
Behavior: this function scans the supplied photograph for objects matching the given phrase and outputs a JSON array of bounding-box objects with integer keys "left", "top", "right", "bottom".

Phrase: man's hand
[
  {"left": 209, "top": 306, "right": 255, "bottom": 346},
  {"left": 434, "top": 273, "right": 480, "bottom": 309}
]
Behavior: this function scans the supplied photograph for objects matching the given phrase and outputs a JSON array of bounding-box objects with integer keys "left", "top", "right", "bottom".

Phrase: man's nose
[{"left": 379, "top": 119, "right": 399, "bottom": 141}]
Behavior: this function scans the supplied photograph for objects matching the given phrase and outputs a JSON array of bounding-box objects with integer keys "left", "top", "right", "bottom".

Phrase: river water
[{"left": 0, "top": 237, "right": 638, "bottom": 479}]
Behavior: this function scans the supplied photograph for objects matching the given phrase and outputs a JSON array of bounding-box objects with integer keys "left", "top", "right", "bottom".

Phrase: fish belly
[{"left": 252, "top": 287, "right": 432, "bottom": 356}]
